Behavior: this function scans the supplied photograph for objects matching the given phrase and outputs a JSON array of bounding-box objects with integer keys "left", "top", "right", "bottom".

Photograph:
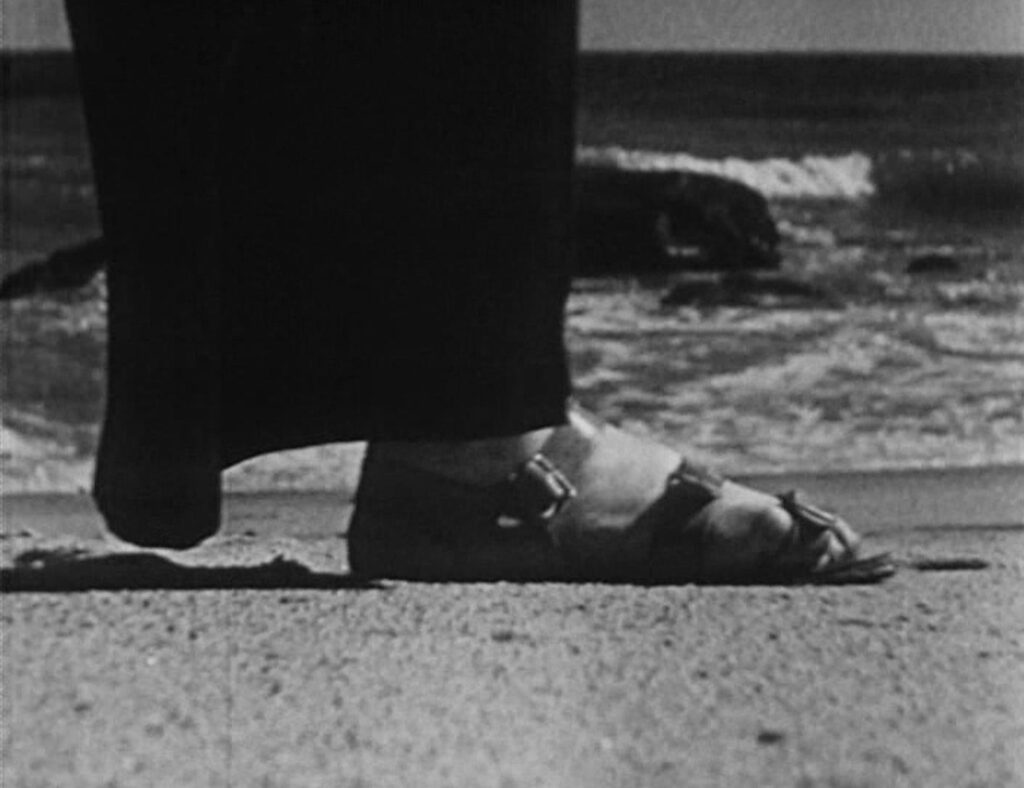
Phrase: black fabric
[{"left": 64, "top": 2, "right": 578, "bottom": 543}]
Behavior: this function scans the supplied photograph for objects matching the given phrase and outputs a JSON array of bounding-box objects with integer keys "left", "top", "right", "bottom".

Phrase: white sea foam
[{"left": 577, "top": 146, "right": 875, "bottom": 200}]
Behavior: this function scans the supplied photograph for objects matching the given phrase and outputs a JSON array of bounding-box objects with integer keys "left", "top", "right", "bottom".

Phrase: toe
[
  {"left": 690, "top": 487, "right": 865, "bottom": 582},
  {"left": 693, "top": 497, "right": 795, "bottom": 581},
  {"left": 815, "top": 514, "right": 862, "bottom": 570},
  {"left": 778, "top": 493, "right": 863, "bottom": 572}
]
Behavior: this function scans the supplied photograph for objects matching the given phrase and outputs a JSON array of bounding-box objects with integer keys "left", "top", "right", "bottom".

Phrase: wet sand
[{"left": 2, "top": 468, "right": 1022, "bottom": 787}]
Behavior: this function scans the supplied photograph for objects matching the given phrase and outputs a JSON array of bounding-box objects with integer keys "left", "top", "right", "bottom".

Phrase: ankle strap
[{"left": 497, "top": 454, "right": 577, "bottom": 529}]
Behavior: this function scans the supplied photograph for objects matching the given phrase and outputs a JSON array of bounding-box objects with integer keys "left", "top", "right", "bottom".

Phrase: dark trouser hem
[
  {"left": 221, "top": 358, "right": 573, "bottom": 466},
  {"left": 95, "top": 483, "right": 221, "bottom": 550}
]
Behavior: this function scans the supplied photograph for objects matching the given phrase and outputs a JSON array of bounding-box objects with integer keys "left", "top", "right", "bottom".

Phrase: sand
[{"left": 3, "top": 468, "right": 1023, "bottom": 787}]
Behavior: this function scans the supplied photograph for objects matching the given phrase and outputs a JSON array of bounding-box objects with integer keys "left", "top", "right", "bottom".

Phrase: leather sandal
[{"left": 348, "top": 408, "right": 895, "bottom": 584}]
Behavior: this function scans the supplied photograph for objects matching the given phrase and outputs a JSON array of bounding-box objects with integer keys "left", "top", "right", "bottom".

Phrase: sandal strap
[
  {"left": 777, "top": 490, "right": 856, "bottom": 552},
  {"left": 666, "top": 459, "right": 725, "bottom": 495},
  {"left": 646, "top": 459, "right": 725, "bottom": 570},
  {"left": 776, "top": 490, "right": 896, "bottom": 582},
  {"left": 499, "top": 455, "right": 724, "bottom": 532},
  {"left": 497, "top": 454, "right": 577, "bottom": 529}
]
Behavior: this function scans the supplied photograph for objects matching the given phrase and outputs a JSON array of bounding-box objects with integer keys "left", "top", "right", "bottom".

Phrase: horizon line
[{"left": 2, "top": 45, "right": 1023, "bottom": 58}]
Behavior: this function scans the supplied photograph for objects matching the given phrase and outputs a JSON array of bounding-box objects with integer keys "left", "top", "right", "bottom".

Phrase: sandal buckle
[{"left": 497, "top": 454, "right": 577, "bottom": 529}]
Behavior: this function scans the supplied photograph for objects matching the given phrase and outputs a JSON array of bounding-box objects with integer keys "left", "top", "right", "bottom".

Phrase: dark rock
[
  {"left": 0, "top": 237, "right": 107, "bottom": 300},
  {"left": 662, "top": 271, "right": 841, "bottom": 309},
  {"left": 756, "top": 729, "right": 787, "bottom": 746},
  {"left": 905, "top": 254, "right": 963, "bottom": 277},
  {"left": 575, "top": 166, "right": 780, "bottom": 275}
]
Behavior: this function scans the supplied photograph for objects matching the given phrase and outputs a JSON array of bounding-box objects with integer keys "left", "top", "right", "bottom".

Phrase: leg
[{"left": 65, "top": 1, "right": 233, "bottom": 547}]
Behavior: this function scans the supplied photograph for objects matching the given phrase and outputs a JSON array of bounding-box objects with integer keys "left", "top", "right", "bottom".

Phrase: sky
[
  {"left": 3, "top": 0, "right": 1023, "bottom": 53},
  {"left": 581, "top": 0, "right": 1024, "bottom": 53}
]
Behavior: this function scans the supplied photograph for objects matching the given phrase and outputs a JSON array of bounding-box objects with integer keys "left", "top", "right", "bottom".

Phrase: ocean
[
  {"left": 578, "top": 53, "right": 1024, "bottom": 240},
  {"left": 3, "top": 52, "right": 1023, "bottom": 491}
]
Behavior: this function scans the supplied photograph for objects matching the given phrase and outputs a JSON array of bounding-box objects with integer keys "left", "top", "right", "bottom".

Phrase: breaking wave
[
  {"left": 577, "top": 146, "right": 1024, "bottom": 220},
  {"left": 873, "top": 150, "right": 1024, "bottom": 221},
  {"left": 577, "top": 147, "right": 875, "bottom": 200}
]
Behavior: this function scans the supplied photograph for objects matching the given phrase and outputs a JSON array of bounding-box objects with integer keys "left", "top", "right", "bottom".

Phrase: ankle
[{"left": 369, "top": 427, "right": 555, "bottom": 485}]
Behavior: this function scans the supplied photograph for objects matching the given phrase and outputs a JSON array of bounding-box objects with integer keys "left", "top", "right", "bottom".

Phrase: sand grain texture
[{"left": 2, "top": 475, "right": 1022, "bottom": 788}]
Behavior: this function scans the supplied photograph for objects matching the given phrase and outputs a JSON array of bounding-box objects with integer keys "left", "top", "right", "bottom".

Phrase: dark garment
[{"left": 64, "top": 2, "right": 578, "bottom": 546}]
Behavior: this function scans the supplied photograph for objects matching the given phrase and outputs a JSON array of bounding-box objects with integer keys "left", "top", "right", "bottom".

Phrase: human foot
[{"left": 348, "top": 406, "right": 894, "bottom": 584}]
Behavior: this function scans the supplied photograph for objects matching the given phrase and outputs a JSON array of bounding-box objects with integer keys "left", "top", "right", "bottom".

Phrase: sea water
[
  {"left": 571, "top": 54, "right": 1024, "bottom": 474},
  {"left": 578, "top": 53, "right": 1023, "bottom": 249},
  {"left": 3, "top": 53, "right": 1023, "bottom": 490}
]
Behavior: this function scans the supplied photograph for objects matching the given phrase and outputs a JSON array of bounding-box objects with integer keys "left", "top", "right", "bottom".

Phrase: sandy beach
[{"left": 3, "top": 468, "right": 1023, "bottom": 787}]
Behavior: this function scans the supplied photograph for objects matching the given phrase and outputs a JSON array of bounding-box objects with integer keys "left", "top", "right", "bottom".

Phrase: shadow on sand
[{"left": 1, "top": 548, "right": 380, "bottom": 593}]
